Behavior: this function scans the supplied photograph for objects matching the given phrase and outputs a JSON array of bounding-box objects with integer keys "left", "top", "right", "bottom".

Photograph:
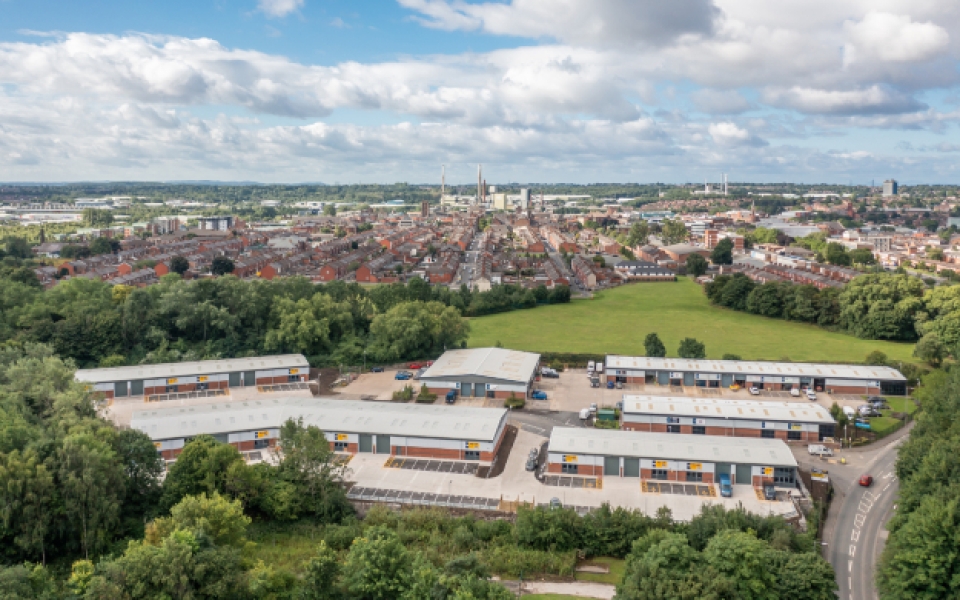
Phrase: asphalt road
[{"left": 826, "top": 429, "right": 907, "bottom": 600}]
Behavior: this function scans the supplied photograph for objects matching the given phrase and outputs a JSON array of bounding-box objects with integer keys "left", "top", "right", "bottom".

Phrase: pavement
[
  {"left": 345, "top": 426, "right": 798, "bottom": 521},
  {"left": 813, "top": 423, "right": 911, "bottom": 600}
]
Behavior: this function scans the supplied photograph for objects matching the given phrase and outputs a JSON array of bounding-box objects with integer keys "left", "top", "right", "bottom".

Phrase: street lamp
[{"left": 363, "top": 350, "right": 367, "bottom": 373}]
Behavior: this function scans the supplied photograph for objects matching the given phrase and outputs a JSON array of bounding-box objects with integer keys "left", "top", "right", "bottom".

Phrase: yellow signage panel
[
  {"left": 255, "top": 431, "right": 270, "bottom": 439},
  {"left": 687, "top": 462, "right": 702, "bottom": 471},
  {"left": 762, "top": 467, "right": 773, "bottom": 476},
  {"left": 335, "top": 433, "right": 349, "bottom": 441},
  {"left": 289, "top": 368, "right": 299, "bottom": 375},
  {"left": 563, "top": 454, "right": 578, "bottom": 463},
  {"left": 654, "top": 460, "right": 668, "bottom": 469},
  {"left": 154, "top": 442, "right": 162, "bottom": 449},
  {"left": 198, "top": 376, "right": 208, "bottom": 382},
  {"left": 466, "top": 442, "right": 479, "bottom": 450},
  {"left": 789, "top": 423, "right": 803, "bottom": 431},
  {"left": 167, "top": 378, "right": 178, "bottom": 384}
]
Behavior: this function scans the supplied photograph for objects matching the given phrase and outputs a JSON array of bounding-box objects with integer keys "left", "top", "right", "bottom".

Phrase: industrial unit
[
  {"left": 604, "top": 355, "right": 906, "bottom": 395},
  {"left": 420, "top": 347, "right": 541, "bottom": 399},
  {"left": 75, "top": 354, "right": 310, "bottom": 399},
  {"left": 546, "top": 427, "right": 798, "bottom": 488},
  {"left": 131, "top": 397, "right": 509, "bottom": 465},
  {"left": 620, "top": 395, "right": 836, "bottom": 442}
]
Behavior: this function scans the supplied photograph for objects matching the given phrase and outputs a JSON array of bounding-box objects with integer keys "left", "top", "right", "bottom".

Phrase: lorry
[{"left": 719, "top": 473, "right": 732, "bottom": 497}]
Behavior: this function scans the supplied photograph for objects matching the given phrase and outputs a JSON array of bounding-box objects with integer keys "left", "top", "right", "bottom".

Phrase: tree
[
  {"left": 913, "top": 333, "right": 946, "bottom": 367},
  {"left": 678, "top": 337, "right": 706, "bottom": 359},
  {"left": 82, "top": 208, "right": 114, "bottom": 228},
  {"left": 722, "top": 353, "right": 742, "bottom": 360},
  {"left": 342, "top": 527, "right": 411, "bottom": 600},
  {"left": 879, "top": 495, "right": 960, "bottom": 599},
  {"left": 275, "top": 418, "right": 352, "bottom": 522},
  {"left": 169, "top": 255, "right": 190, "bottom": 275},
  {"left": 864, "top": 350, "right": 888, "bottom": 366},
  {"left": 824, "top": 242, "right": 851, "bottom": 266},
  {"left": 147, "top": 493, "right": 250, "bottom": 547},
  {"left": 686, "top": 253, "right": 708, "bottom": 277},
  {"left": 839, "top": 273, "right": 924, "bottom": 340},
  {"left": 211, "top": 256, "right": 235, "bottom": 276},
  {"left": 301, "top": 541, "right": 342, "bottom": 600},
  {"left": 323, "top": 204, "right": 337, "bottom": 216},
  {"left": 626, "top": 221, "right": 650, "bottom": 247},
  {"left": 58, "top": 433, "right": 125, "bottom": 559},
  {"left": 88, "top": 237, "right": 114, "bottom": 256},
  {"left": 850, "top": 248, "right": 876, "bottom": 265},
  {"left": 703, "top": 530, "right": 778, "bottom": 600},
  {"left": 5, "top": 237, "right": 32, "bottom": 259},
  {"left": 660, "top": 219, "right": 689, "bottom": 246},
  {"left": 710, "top": 238, "right": 734, "bottom": 265},
  {"left": 160, "top": 435, "right": 245, "bottom": 511},
  {"left": 644, "top": 333, "right": 666, "bottom": 358}
]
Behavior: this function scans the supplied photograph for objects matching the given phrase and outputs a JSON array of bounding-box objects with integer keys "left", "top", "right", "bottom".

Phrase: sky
[{"left": 1, "top": 0, "right": 959, "bottom": 185}]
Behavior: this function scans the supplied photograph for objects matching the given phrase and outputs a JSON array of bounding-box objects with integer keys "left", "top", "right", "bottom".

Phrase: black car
[
  {"left": 371, "top": 366, "right": 384, "bottom": 373},
  {"left": 763, "top": 484, "right": 777, "bottom": 501}
]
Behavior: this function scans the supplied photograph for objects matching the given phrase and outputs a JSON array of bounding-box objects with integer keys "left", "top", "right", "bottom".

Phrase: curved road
[{"left": 827, "top": 432, "right": 906, "bottom": 600}]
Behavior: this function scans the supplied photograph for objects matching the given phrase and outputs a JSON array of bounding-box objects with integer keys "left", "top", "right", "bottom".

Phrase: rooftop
[
  {"left": 421, "top": 347, "right": 540, "bottom": 384},
  {"left": 605, "top": 355, "right": 904, "bottom": 381},
  {"left": 75, "top": 354, "right": 309, "bottom": 383},
  {"left": 131, "top": 397, "right": 508, "bottom": 442},
  {"left": 621, "top": 395, "right": 835, "bottom": 424},
  {"left": 548, "top": 427, "right": 797, "bottom": 467}
]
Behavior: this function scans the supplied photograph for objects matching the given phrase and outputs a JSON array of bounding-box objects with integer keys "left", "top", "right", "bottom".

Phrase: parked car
[
  {"left": 859, "top": 474, "right": 874, "bottom": 487},
  {"left": 408, "top": 362, "right": 423, "bottom": 370},
  {"left": 789, "top": 388, "right": 801, "bottom": 397},
  {"left": 808, "top": 444, "right": 833, "bottom": 456},
  {"left": 842, "top": 406, "right": 856, "bottom": 419},
  {"left": 531, "top": 390, "right": 548, "bottom": 400},
  {"left": 615, "top": 381, "right": 624, "bottom": 389},
  {"left": 579, "top": 408, "right": 591, "bottom": 420},
  {"left": 719, "top": 473, "right": 732, "bottom": 498},
  {"left": 370, "top": 366, "right": 385, "bottom": 373},
  {"left": 445, "top": 390, "right": 457, "bottom": 404},
  {"left": 590, "top": 377, "right": 600, "bottom": 388},
  {"left": 748, "top": 387, "right": 760, "bottom": 395},
  {"left": 529, "top": 447, "right": 539, "bottom": 459},
  {"left": 763, "top": 484, "right": 777, "bottom": 501},
  {"left": 589, "top": 403, "right": 598, "bottom": 414},
  {"left": 394, "top": 371, "right": 412, "bottom": 380},
  {"left": 525, "top": 457, "right": 537, "bottom": 471},
  {"left": 806, "top": 389, "right": 817, "bottom": 401},
  {"left": 541, "top": 367, "right": 559, "bottom": 378},
  {"left": 867, "top": 395, "right": 884, "bottom": 404},
  {"left": 606, "top": 380, "right": 615, "bottom": 389}
]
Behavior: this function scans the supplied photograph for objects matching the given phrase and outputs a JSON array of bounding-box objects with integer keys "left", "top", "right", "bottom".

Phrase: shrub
[
  {"left": 504, "top": 394, "right": 525, "bottom": 409},
  {"left": 392, "top": 385, "right": 414, "bottom": 402},
  {"left": 594, "top": 419, "right": 619, "bottom": 429},
  {"left": 416, "top": 384, "right": 437, "bottom": 403}
]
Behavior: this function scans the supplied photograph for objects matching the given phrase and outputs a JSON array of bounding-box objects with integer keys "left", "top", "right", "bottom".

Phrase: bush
[
  {"left": 392, "top": 385, "right": 414, "bottom": 402},
  {"left": 504, "top": 394, "right": 525, "bottom": 409},
  {"left": 416, "top": 384, "right": 437, "bottom": 403},
  {"left": 481, "top": 546, "right": 577, "bottom": 577}
]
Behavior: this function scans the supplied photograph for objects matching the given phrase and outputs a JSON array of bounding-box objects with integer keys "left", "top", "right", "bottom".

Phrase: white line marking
[
  {"left": 883, "top": 483, "right": 891, "bottom": 492},
  {"left": 849, "top": 560, "right": 854, "bottom": 573},
  {"left": 849, "top": 576, "right": 853, "bottom": 590},
  {"left": 849, "top": 544, "right": 857, "bottom": 557},
  {"left": 859, "top": 500, "right": 873, "bottom": 513},
  {"left": 851, "top": 529, "right": 860, "bottom": 543}
]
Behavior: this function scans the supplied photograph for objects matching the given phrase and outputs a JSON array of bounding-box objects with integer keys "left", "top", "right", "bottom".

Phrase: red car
[
  {"left": 859, "top": 474, "right": 874, "bottom": 487},
  {"left": 408, "top": 362, "right": 422, "bottom": 370}
]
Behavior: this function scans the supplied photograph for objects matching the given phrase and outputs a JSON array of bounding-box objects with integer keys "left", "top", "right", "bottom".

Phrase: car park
[
  {"left": 763, "top": 484, "right": 777, "bottom": 501},
  {"left": 394, "top": 371, "right": 412, "bottom": 380},
  {"left": 789, "top": 388, "right": 800, "bottom": 397},
  {"left": 748, "top": 387, "right": 760, "bottom": 395},
  {"left": 859, "top": 474, "right": 874, "bottom": 487},
  {"left": 531, "top": 390, "right": 548, "bottom": 400}
]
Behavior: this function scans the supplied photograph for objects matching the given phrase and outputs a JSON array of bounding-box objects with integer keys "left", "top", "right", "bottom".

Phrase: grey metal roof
[
  {"left": 75, "top": 354, "right": 309, "bottom": 383},
  {"left": 548, "top": 427, "right": 797, "bottom": 467},
  {"left": 621, "top": 395, "right": 835, "bottom": 424},
  {"left": 606, "top": 355, "right": 905, "bottom": 381},
  {"left": 421, "top": 348, "right": 540, "bottom": 384},
  {"left": 131, "top": 397, "right": 507, "bottom": 443}
]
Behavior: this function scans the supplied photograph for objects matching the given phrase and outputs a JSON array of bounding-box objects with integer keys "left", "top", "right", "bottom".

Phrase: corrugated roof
[
  {"left": 605, "top": 355, "right": 905, "bottom": 381},
  {"left": 621, "top": 395, "right": 835, "bottom": 424},
  {"left": 420, "top": 348, "right": 540, "bottom": 384},
  {"left": 548, "top": 427, "right": 797, "bottom": 467},
  {"left": 75, "top": 354, "right": 309, "bottom": 383},
  {"left": 130, "top": 397, "right": 507, "bottom": 443}
]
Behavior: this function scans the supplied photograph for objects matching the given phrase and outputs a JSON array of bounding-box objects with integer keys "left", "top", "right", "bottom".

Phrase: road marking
[
  {"left": 848, "top": 560, "right": 853, "bottom": 573},
  {"left": 855, "top": 513, "right": 866, "bottom": 528},
  {"left": 858, "top": 500, "right": 873, "bottom": 514},
  {"left": 849, "top": 576, "right": 853, "bottom": 591},
  {"left": 883, "top": 483, "right": 891, "bottom": 492},
  {"left": 851, "top": 528, "right": 860, "bottom": 542},
  {"left": 883, "top": 472, "right": 894, "bottom": 479},
  {"left": 849, "top": 544, "right": 857, "bottom": 557}
]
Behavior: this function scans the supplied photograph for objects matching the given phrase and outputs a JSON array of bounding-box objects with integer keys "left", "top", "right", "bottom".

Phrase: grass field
[
  {"left": 468, "top": 279, "right": 916, "bottom": 363},
  {"left": 574, "top": 557, "right": 625, "bottom": 585}
]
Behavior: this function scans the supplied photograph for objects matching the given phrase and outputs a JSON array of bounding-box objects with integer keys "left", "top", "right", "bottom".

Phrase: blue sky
[{"left": 1, "top": 0, "right": 959, "bottom": 184}]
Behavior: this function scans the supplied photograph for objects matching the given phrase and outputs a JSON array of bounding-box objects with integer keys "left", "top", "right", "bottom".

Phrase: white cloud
[
  {"left": 398, "top": 0, "right": 720, "bottom": 47},
  {"left": 707, "top": 121, "right": 766, "bottom": 146},
  {"left": 844, "top": 12, "right": 949, "bottom": 64},
  {"left": 763, "top": 86, "right": 925, "bottom": 115},
  {"left": 258, "top": 0, "right": 304, "bottom": 18}
]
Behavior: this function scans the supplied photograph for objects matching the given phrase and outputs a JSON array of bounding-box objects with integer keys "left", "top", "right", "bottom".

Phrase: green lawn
[
  {"left": 869, "top": 416, "right": 904, "bottom": 437},
  {"left": 575, "top": 557, "right": 626, "bottom": 585},
  {"left": 468, "top": 279, "right": 916, "bottom": 363}
]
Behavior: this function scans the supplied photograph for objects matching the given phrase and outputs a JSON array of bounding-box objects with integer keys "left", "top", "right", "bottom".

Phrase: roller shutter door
[
  {"left": 604, "top": 456, "right": 620, "bottom": 476},
  {"left": 623, "top": 458, "right": 640, "bottom": 477}
]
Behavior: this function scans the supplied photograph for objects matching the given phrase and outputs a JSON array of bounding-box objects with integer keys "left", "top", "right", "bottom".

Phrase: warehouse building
[
  {"left": 75, "top": 354, "right": 310, "bottom": 399},
  {"left": 131, "top": 397, "right": 509, "bottom": 465},
  {"left": 419, "top": 347, "right": 541, "bottom": 399},
  {"left": 546, "top": 427, "right": 798, "bottom": 488},
  {"left": 604, "top": 355, "right": 906, "bottom": 395},
  {"left": 620, "top": 395, "right": 836, "bottom": 442}
]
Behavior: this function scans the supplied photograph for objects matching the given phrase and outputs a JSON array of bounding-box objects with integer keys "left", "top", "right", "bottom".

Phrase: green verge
[
  {"left": 467, "top": 278, "right": 916, "bottom": 363},
  {"left": 574, "top": 557, "right": 626, "bottom": 584}
]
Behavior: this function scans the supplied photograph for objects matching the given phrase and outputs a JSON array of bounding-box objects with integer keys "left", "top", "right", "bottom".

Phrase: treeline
[
  {"left": 706, "top": 272, "right": 960, "bottom": 350},
  {"left": 0, "top": 251, "right": 569, "bottom": 367},
  {"left": 878, "top": 366, "right": 960, "bottom": 596}
]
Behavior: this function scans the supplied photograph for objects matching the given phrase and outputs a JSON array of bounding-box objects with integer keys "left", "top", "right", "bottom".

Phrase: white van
[
  {"left": 587, "top": 360, "right": 595, "bottom": 373},
  {"left": 842, "top": 406, "right": 856, "bottom": 419},
  {"left": 808, "top": 444, "right": 833, "bottom": 456},
  {"left": 579, "top": 408, "right": 591, "bottom": 420}
]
